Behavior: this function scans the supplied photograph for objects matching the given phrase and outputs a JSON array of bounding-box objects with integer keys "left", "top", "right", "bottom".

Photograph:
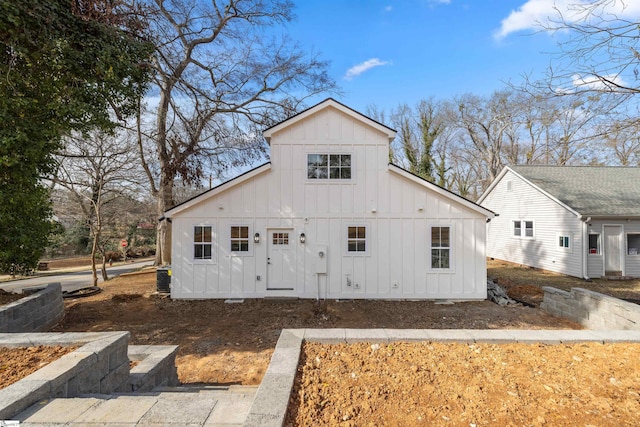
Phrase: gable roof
[
  {"left": 484, "top": 165, "right": 640, "bottom": 217},
  {"left": 263, "top": 98, "right": 396, "bottom": 143},
  {"left": 389, "top": 164, "right": 495, "bottom": 218},
  {"left": 164, "top": 163, "right": 271, "bottom": 218}
]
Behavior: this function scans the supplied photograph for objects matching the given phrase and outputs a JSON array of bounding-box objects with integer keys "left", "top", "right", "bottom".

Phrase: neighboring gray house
[{"left": 478, "top": 166, "right": 640, "bottom": 279}]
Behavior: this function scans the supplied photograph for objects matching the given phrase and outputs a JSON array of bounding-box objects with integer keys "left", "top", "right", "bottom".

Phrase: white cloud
[
  {"left": 494, "top": 0, "right": 640, "bottom": 40},
  {"left": 428, "top": 0, "right": 451, "bottom": 4},
  {"left": 384, "top": 5, "right": 393, "bottom": 12},
  {"left": 344, "top": 58, "right": 390, "bottom": 80},
  {"left": 571, "top": 73, "right": 627, "bottom": 91}
]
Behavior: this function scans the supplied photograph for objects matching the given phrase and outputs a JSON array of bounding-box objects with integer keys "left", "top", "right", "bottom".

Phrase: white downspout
[{"left": 581, "top": 216, "right": 591, "bottom": 281}]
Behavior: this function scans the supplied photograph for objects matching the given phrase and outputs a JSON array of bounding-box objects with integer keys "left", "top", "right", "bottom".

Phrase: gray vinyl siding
[
  {"left": 585, "top": 219, "right": 640, "bottom": 278},
  {"left": 482, "top": 170, "right": 583, "bottom": 278}
]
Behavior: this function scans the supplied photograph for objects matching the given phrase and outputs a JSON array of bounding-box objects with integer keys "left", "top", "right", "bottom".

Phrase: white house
[
  {"left": 479, "top": 165, "right": 640, "bottom": 279},
  {"left": 164, "top": 98, "right": 495, "bottom": 299}
]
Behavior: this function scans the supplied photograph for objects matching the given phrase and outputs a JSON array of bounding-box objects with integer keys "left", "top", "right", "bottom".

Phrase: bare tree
[
  {"left": 137, "top": 0, "right": 336, "bottom": 265},
  {"left": 539, "top": 0, "right": 640, "bottom": 97},
  {"left": 53, "top": 130, "right": 141, "bottom": 286},
  {"left": 453, "top": 91, "right": 521, "bottom": 189},
  {"left": 602, "top": 119, "right": 640, "bottom": 165}
]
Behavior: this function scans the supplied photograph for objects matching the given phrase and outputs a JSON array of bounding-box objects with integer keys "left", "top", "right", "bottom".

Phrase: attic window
[{"left": 308, "top": 154, "right": 351, "bottom": 179}]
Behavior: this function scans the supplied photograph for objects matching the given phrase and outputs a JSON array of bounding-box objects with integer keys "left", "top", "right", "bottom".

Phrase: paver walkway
[{"left": 14, "top": 385, "right": 257, "bottom": 426}]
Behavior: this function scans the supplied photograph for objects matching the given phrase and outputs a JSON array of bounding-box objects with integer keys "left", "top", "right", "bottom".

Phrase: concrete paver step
[{"left": 14, "top": 386, "right": 258, "bottom": 426}]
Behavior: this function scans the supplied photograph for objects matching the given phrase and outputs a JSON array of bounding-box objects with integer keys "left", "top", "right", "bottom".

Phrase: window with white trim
[
  {"left": 558, "top": 235, "right": 570, "bottom": 249},
  {"left": 628, "top": 233, "right": 640, "bottom": 255},
  {"left": 230, "top": 226, "right": 249, "bottom": 252},
  {"left": 347, "top": 226, "right": 366, "bottom": 252},
  {"left": 308, "top": 154, "right": 351, "bottom": 179},
  {"left": 588, "top": 234, "right": 601, "bottom": 255},
  {"left": 431, "top": 226, "right": 450, "bottom": 269},
  {"left": 194, "top": 226, "right": 212, "bottom": 260},
  {"left": 513, "top": 220, "right": 533, "bottom": 238}
]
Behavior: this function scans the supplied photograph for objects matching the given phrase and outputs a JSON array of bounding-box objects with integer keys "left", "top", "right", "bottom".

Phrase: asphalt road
[{"left": 0, "top": 260, "right": 155, "bottom": 294}]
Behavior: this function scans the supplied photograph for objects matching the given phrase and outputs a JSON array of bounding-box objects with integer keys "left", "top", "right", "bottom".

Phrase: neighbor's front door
[
  {"left": 267, "top": 229, "right": 296, "bottom": 290},
  {"left": 603, "top": 225, "right": 623, "bottom": 275}
]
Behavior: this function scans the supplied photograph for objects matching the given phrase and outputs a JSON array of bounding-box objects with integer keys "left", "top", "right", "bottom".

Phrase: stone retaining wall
[
  {"left": 541, "top": 287, "right": 640, "bottom": 330},
  {"left": 121, "top": 345, "right": 179, "bottom": 392},
  {"left": 0, "top": 332, "right": 130, "bottom": 419},
  {"left": 0, "top": 283, "right": 64, "bottom": 333}
]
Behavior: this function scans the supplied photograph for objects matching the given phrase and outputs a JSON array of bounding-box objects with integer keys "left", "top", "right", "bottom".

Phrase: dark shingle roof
[{"left": 510, "top": 165, "right": 640, "bottom": 217}]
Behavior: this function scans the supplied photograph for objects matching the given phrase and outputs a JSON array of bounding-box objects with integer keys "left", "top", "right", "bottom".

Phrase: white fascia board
[
  {"left": 263, "top": 98, "right": 396, "bottom": 143},
  {"left": 477, "top": 166, "right": 510, "bottom": 204},
  {"left": 389, "top": 164, "right": 495, "bottom": 218},
  {"left": 164, "top": 163, "right": 271, "bottom": 218}
]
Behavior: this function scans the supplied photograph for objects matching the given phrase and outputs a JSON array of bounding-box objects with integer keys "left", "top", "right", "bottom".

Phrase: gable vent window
[
  {"left": 194, "top": 226, "right": 213, "bottom": 260},
  {"left": 308, "top": 154, "right": 351, "bottom": 179}
]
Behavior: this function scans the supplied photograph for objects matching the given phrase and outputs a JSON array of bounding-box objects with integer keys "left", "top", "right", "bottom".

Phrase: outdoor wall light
[
  {"left": 254, "top": 232, "right": 260, "bottom": 243},
  {"left": 299, "top": 232, "right": 306, "bottom": 244}
]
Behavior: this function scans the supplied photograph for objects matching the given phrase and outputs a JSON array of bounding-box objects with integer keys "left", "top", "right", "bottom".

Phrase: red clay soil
[
  {"left": 0, "top": 289, "right": 24, "bottom": 305},
  {"left": 52, "top": 269, "right": 581, "bottom": 385},
  {"left": 0, "top": 346, "right": 77, "bottom": 389},
  {"left": 288, "top": 341, "right": 640, "bottom": 426}
]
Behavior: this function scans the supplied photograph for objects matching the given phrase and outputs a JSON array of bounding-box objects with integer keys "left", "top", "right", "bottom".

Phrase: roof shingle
[{"left": 510, "top": 165, "right": 640, "bottom": 217}]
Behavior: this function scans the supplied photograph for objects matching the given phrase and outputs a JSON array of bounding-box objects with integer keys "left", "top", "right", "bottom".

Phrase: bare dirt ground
[
  {"left": 288, "top": 341, "right": 640, "bottom": 426},
  {"left": 0, "top": 346, "right": 77, "bottom": 389},
  {"left": 0, "top": 289, "right": 24, "bottom": 305},
  {"left": 488, "top": 258, "right": 640, "bottom": 307},
  {"left": 51, "top": 266, "right": 584, "bottom": 385}
]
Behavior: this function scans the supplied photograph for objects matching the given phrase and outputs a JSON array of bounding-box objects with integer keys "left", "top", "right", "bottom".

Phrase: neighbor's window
[
  {"left": 194, "top": 226, "right": 212, "bottom": 260},
  {"left": 513, "top": 220, "right": 533, "bottom": 238},
  {"left": 559, "top": 235, "right": 570, "bottom": 249},
  {"left": 628, "top": 233, "right": 640, "bottom": 255},
  {"left": 230, "top": 226, "right": 249, "bottom": 252},
  {"left": 347, "top": 226, "right": 366, "bottom": 252},
  {"left": 588, "top": 234, "right": 601, "bottom": 255},
  {"left": 308, "top": 154, "right": 351, "bottom": 179},
  {"left": 431, "top": 226, "right": 450, "bottom": 269}
]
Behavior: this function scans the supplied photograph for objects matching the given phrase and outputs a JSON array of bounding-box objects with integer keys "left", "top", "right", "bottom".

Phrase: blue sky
[{"left": 285, "top": 0, "right": 640, "bottom": 113}]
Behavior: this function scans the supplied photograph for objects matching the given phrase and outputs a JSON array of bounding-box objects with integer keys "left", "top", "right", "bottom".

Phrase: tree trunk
[
  {"left": 100, "top": 252, "right": 108, "bottom": 281},
  {"left": 90, "top": 229, "right": 99, "bottom": 287},
  {"left": 155, "top": 172, "right": 174, "bottom": 266}
]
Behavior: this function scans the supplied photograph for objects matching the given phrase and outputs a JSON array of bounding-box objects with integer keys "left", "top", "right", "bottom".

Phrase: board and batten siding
[
  {"left": 482, "top": 170, "right": 583, "bottom": 277},
  {"left": 169, "top": 104, "right": 488, "bottom": 299}
]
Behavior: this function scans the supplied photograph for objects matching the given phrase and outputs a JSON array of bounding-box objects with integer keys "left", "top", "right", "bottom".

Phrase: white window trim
[
  {"left": 230, "top": 224, "right": 253, "bottom": 256},
  {"left": 557, "top": 233, "right": 572, "bottom": 252},
  {"left": 344, "top": 223, "right": 369, "bottom": 256},
  {"left": 428, "top": 224, "right": 454, "bottom": 273},
  {"left": 588, "top": 233, "right": 601, "bottom": 255},
  {"left": 512, "top": 219, "right": 535, "bottom": 240},
  {"left": 306, "top": 152, "right": 354, "bottom": 183},
  {"left": 192, "top": 224, "right": 216, "bottom": 264},
  {"left": 627, "top": 233, "right": 640, "bottom": 256}
]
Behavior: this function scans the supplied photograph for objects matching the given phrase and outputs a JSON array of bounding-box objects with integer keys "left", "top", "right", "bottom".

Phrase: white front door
[
  {"left": 267, "top": 229, "right": 296, "bottom": 290},
  {"left": 603, "top": 225, "right": 623, "bottom": 275}
]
